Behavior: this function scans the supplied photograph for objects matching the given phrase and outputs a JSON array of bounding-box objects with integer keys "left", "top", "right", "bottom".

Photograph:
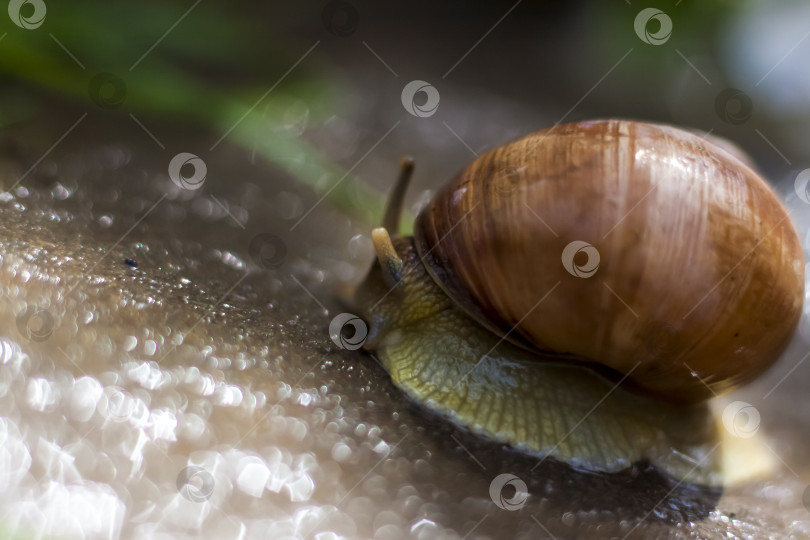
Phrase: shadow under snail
[{"left": 349, "top": 119, "right": 804, "bottom": 486}]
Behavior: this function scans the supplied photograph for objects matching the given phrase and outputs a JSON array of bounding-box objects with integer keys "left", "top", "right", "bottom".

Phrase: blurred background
[
  {"left": 3, "top": 0, "right": 809, "bottom": 230},
  {"left": 2, "top": 0, "right": 810, "bottom": 538}
]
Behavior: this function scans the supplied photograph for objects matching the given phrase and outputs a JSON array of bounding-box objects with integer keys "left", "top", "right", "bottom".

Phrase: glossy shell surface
[{"left": 414, "top": 120, "right": 804, "bottom": 403}]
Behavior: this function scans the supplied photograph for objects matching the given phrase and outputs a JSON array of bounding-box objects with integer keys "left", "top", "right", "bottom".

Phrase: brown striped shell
[{"left": 414, "top": 120, "right": 804, "bottom": 403}]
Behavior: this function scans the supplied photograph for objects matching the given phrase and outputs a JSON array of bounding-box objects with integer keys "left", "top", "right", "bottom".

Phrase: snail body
[{"left": 352, "top": 120, "right": 803, "bottom": 485}]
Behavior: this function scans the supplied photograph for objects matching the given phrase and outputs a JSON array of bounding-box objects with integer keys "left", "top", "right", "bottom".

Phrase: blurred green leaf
[{"left": 0, "top": 0, "right": 395, "bottom": 227}]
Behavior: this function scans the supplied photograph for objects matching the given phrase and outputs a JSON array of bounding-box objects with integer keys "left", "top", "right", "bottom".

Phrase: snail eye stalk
[{"left": 381, "top": 156, "right": 415, "bottom": 236}]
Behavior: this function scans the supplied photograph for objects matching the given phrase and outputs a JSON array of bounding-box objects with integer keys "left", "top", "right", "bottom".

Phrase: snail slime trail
[{"left": 351, "top": 120, "right": 803, "bottom": 487}]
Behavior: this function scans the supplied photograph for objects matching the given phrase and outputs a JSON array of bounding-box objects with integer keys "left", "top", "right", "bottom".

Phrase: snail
[{"left": 350, "top": 119, "right": 804, "bottom": 485}]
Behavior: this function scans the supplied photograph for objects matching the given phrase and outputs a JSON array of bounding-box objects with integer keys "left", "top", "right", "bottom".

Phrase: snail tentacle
[
  {"left": 381, "top": 156, "right": 414, "bottom": 235},
  {"left": 372, "top": 227, "right": 403, "bottom": 289}
]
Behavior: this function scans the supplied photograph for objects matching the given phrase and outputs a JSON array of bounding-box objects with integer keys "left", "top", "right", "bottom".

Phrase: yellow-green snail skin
[{"left": 352, "top": 120, "right": 804, "bottom": 486}]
